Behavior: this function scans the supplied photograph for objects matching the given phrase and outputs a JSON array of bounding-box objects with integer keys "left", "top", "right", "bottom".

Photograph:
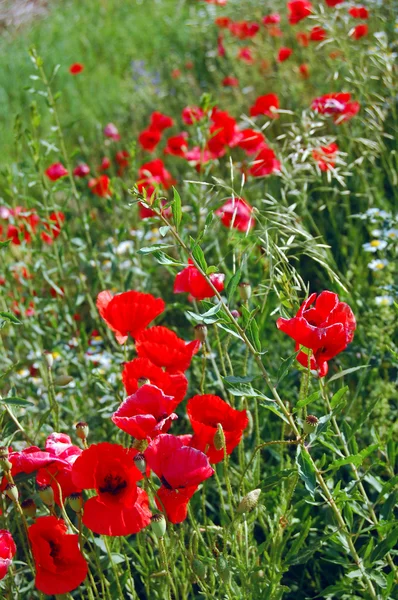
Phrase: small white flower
[
  {"left": 375, "top": 295, "right": 394, "bottom": 306},
  {"left": 386, "top": 228, "right": 398, "bottom": 240},
  {"left": 363, "top": 239, "right": 388, "bottom": 252},
  {"left": 368, "top": 259, "right": 388, "bottom": 270},
  {"left": 115, "top": 240, "right": 134, "bottom": 255}
]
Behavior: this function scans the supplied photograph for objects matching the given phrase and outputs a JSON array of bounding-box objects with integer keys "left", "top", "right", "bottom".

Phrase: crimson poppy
[
  {"left": 0, "top": 530, "right": 16, "bottom": 581},
  {"left": 236, "top": 129, "right": 267, "bottom": 155},
  {"left": 299, "top": 63, "right": 310, "bottom": 78},
  {"left": 288, "top": 0, "right": 312, "bottom": 24},
  {"left": 215, "top": 198, "right": 255, "bottom": 232},
  {"left": 150, "top": 111, "right": 174, "bottom": 132},
  {"left": 73, "top": 163, "right": 90, "bottom": 177},
  {"left": 311, "top": 93, "right": 360, "bottom": 123},
  {"left": 71, "top": 443, "right": 151, "bottom": 536},
  {"left": 40, "top": 211, "right": 65, "bottom": 244},
  {"left": 69, "top": 63, "right": 84, "bottom": 75},
  {"left": 278, "top": 47, "right": 293, "bottom": 62},
  {"left": 112, "top": 383, "right": 178, "bottom": 439},
  {"left": 312, "top": 143, "right": 339, "bottom": 171},
  {"left": 249, "top": 147, "right": 281, "bottom": 177},
  {"left": 164, "top": 133, "right": 188, "bottom": 157},
  {"left": 136, "top": 326, "right": 200, "bottom": 373},
  {"left": 144, "top": 434, "right": 214, "bottom": 523},
  {"left": 207, "top": 108, "right": 241, "bottom": 158},
  {"left": 324, "top": 0, "right": 344, "bottom": 6},
  {"left": 115, "top": 150, "right": 130, "bottom": 175},
  {"left": 137, "top": 159, "right": 175, "bottom": 198},
  {"left": 103, "top": 123, "right": 121, "bottom": 141},
  {"left": 99, "top": 156, "right": 111, "bottom": 171},
  {"left": 138, "top": 128, "right": 162, "bottom": 152},
  {"left": 349, "top": 6, "right": 369, "bottom": 18},
  {"left": 250, "top": 94, "right": 279, "bottom": 118},
  {"left": 45, "top": 163, "right": 68, "bottom": 181},
  {"left": 182, "top": 106, "right": 205, "bottom": 125},
  {"left": 185, "top": 147, "right": 214, "bottom": 171},
  {"left": 351, "top": 23, "right": 368, "bottom": 39},
  {"left": 96, "top": 289, "right": 165, "bottom": 344},
  {"left": 88, "top": 175, "right": 111, "bottom": 198},
  {"left": 28, "top": 516, "right": 88, "bottom": 595},
  {"left": 309, "top": 26, "right": 327, "bottom": 41},
  {"left": 229, "top": 21, "right": 260, "bottom": 39},
  {"left": 215, "top": 16, "right": 231, "bottom": 28},
  {"left": 218, "top": 34, "right": 226, "bottom": 57},
  {"left": 187, "top": 394, "right": 249, "bottom": 463},
  {"left": 222, "top": 76, "right": 239, "bottom": 87},
  {"left": 0, "top": 446, "right": 68, "bottom": 492},
  {"left": 122, "top": 357, "right": 188, "bottom": 402},
  {"left": 237, "top": 47, "right": 254, "bottom": 64},
  {"left": 174, "top": 260, "right": 225, "bottom": 300},
  {"left": 263, "top": 13, "right": 281, "bottom": 24},
  {"left": 276, "top": 290, "right": 356, "bottom": 377}
]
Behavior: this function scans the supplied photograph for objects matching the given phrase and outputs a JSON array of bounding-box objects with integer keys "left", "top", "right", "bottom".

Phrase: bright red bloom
[
  {"left": 73, "top": 163, "right": 90, "bottom": 177},
  {"left": 207, "top": 108, "right": 241, "bottom": 158},
  {"left": 40, "top": 211, "right": 65, "bottom": 244},
  {"left": 351, "top": 23, "right": 368, "bottom": 39},
  {"left": 312, "top": 143, "right": 339, "bottom": 171},
  {"left": 45, "top": 163, "right": 68, "bottom": 181},
  {"left": 144, "top": 434, "right": 214, "bottom": 523},
  {"left": 72, "top": 443, "right": 151, "bottom": 536},
  {"left": 174, "top": 260, "right": 225, "bottom": 300},
  {"left": 222, "top": 76, "right": 239, "bottom": 87},
  {"left": 103, "top": 123, "right": 120, "bottom": 141},
  {"left": 36, "top": 433, "right": 82, "bottom": 505},
  {"left": 249, "top": 147, "right": 281, "bottom": 177},
  {"left": 182, "top": 106, "right": 205, "bottom": 125},
  {"left": 310, "top": 26, "right": 327, "bottom": 41},
  {"left": 69, "top": 63, "right": 84, "bottom": 75},
  {"left": 236, "top": 129, "right": 266, "bottom": 155},
  {"left": 138, "top": 128, "right": 162, "bottom": 152},
  {"left": 276, "top": 291, "right": 356, "bottom": 377},
  {"left": 215, "top": 198, "right": 255, "bottom": 232},
  {"left": 150, "top": 111, "right": 174, "bottom": 132},
  {"left": 188, "top": 394, "right": 248, "bottom": 463},
  {"left": 263, "top": 13, "right": 281, "bottom": 24},
  {"left": 325, "top": 0, "right": 344, "bottom": 5},
  {"left": 215, "top": 16, "right": 231, "bottom": 28},
  {"left": 99, "top": 156, "right": 111, "bottom": 171},
  {"left": 88, "top": 175, "right": 111, "bottom": 197},
  {"left": 96, "top": 289, "right": 165, "bottom": 344},
  {"left": 299, "top": 63, "right": 310, "bottom": 78},
  {"left": 0, "top": 530, "right": 16, "bottom": 580},
  {"left": 115, "top": 150, "right": 130, "bottom": 174},
  {"left": 288, "top": 0, "right": 312, "bottom": 24},
  {"left": 237, "top": 47, "right": 254, "bottom": 64},
  {"left": 229, "top": 20, "right": 260, "bottom": 39},
  {"left": 250, "top": 94, "right": 279, "bottom": 118},
  {"left": 137, "top": 159, "right": 175, "bottom": 199},
  {"left": 136, "top": 326, "right": 200, "bottom": 373},
  {"left": 1, "top": 446, "right": 68, "bottom": 492},
  {"left": 278, "top": 47, "right": 293, "bottom": 62},
  {"left": 349, "top": 6, "right": 369, "bottom": 19},
  {"left": 29, "top": 517, "right": 87, "bottom": 595},
  {"left": 0, "top": 206, "right": 40, "bottom": 245},
  {"left": 311, "top": 93, "right": 360, "bottom": 123},
  {"left": 164, "top": 133, "right": 188, "bottom": 157},
  {"left": 122, "top": 357, "right": 188, "bottom": 402},
  {"left": 112, "top": 383, "right": 178, "bottom": 439}
]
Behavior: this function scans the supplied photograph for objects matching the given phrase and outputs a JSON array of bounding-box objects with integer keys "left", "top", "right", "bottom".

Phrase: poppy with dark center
[
  {"left": 174, "top": 260, "right": 225, "bottom": 301},
  {"left": 0, "top": 530, "right": 16, "bottom": 580},
  {"left": 96, "top": 289, "right": 165, "bottom": 344},
  {"left": 164, "top": 132, "right": 188, "bottom": 157},
  {"left": 122, "top": 357, "right": 188, "bottom": 402},
  {"left": 215, "top": 197, "right": 255, "bottom": 232},
  {"left": 135, "top": 326, "right": 200, "bottom": 373},
  {"left": 71, "top": 443, "right": 151, "bottom": 536},
  {"left": 276, "top": 290, "right": 356, "bottom": 377}
]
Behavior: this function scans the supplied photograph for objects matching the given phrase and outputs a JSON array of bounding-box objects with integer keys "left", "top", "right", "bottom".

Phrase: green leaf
[
  {"left": 296, "top": 445, "right": 317, "bottom": 499},
  {"left": 151, "top": 251, "right": 184, "bottom": 266},
  {"left": 328, "top": 366, "right": 369, "bottom": 382},
  {"left": 224, "top": 375, "right": 255, "bottom": 384},
  {"left": 330, "top": 386, "right": 349, "bottom": 410},
  {"left": 369, "top": 526, "right": 398, "bottom": 563},
  {"left": 0, "top": 311, "right": 22, "bottom": 326},
  {"left": 295, "top": 391, "right": 320, "bottom": 410},
  {"left": 191, "top": 243, "right": 207, "bottom": 273},
  {"left": 329, "top": 454, "right": 364, "bottom": 470},
  {"left": 226, "top": 269, "right": 241, "bottom": 303},
  {"left": 138, "top": 244, "right": 175, "bottom": 254},
  {"left": 2, "top": 396, "right": 34, "bottom": 407},
  {"left": 259, "top": 399, "right": 290, "bottom": 423},
  {"left": 276, "top": 352, "right": 299, "bottom": 385},
  {"left": 0, "top": 239, "right": 11, "bottom": 249},
  {"left": 186, "top": 302, "right": 222, "bottom": 325},
  {"left": 248, "top": 318, "right": 261, "bottom": 353},
  {"left": 172, "top": 187, "right": 182, "bottom": 231},
  {"left": 0, "top": 362, "right": 19, "bottom": 380},
  {"left": 158, "top": 225, "right": 170, "bottom": 237}
]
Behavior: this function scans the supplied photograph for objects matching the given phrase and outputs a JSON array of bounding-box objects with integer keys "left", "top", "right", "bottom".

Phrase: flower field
[{"left": 0, "top": 0, "right": 397, "bottom": 598}]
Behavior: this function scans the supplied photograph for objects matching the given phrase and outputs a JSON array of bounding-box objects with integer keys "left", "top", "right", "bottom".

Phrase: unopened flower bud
[
  {"left": 151, "top": 513, "right": 167, "bottom": 539},
  {"left": 213, "top": 423, "right": 225, "bottom": 452},
  {"left": 237, "top": 489, "right": 261, "bottom": 514},
  {"left": 303, "top": 415, "right": 319, "bottom": 435},
  {"left": 231, "top": 310, "right": 240, "bottom": 319},
  {"left": 38, "top": 484, "right": 54, "bottom": 507},
  {"left": 217, "top": 556, "right": 231, "bottom": 584},
  {"left": 239, "top": 282, "right": 252, "bottom": 301},
  {"left": 4, "top": 483, "right": 19, "bottom": 502},
  {"left": 194, "top": 324, "right": 208, "bottom": 343},
  {"left": 133, "top": 453, "right": 147, "bottom": 474},
  {"left": 0, "top": 446, "right": 12, "bottom": 472},
  {"left": 138, "top": 377, "right": 150, "bottom": 388},
  {"left": 43, "top": 351, "right": 54, "bottom": 369},
  {"left": 68, "top": 492, "right": 83, "bottom": 513},
  {"left": 192, "top": 558, "right": 207, "bottom": 580},
  {"left": 21, "top": 498, "right": 37, "bottom": 518},
  {"left": 132, "top": 438, "right": 148, "bottom": 451},
  {"left": 54, "top": 375, "right": 74, "bottom": 387},
  {"left": 75, "top": 422, "right": 89, "bottom": 441}
]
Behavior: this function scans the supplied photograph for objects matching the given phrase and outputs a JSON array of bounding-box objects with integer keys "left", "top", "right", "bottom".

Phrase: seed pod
[
  {"left": 137, "top": 377, "right": 150, "bottom": 387},
  {"left": 303, "top": 415, "right": 319, "bottom": 435},
  {"left": 54, "top": 375, "right": 74, "bottom": 387},
  {"left": 194, "top": 324, "right": 208, "bottom": 343},
  {"left": 38, "top": 484, "right": 54, "bottom": 507},
  {"left": 75, "top": 422, "right": 89, "bottom": 442},
  {"left": 151, "top": 513, "right": 167, "bottom": 539},
  {"left": 217, "top": 556, "right": 231, "bottom": 584},
  {"left": 133, "top": 452, "right": 147, "bottom": 474},
  {"left": 132, "top": 439, "right": 148, "bottom": 452},
  {"left": 192, "top": 558, "right": 207, "bottom": 580},
  {"left": 213, "top": 423, "right": 225, "bottom": 452},
  {"left": 0, "top": 447, "right": 12, "bottom": 472},
  {"left": 4, "top": 483, "right": 19, "bottom": 503},
  {"left": 21, "top": 498, "right": 37, "bottom": 518},
  {"left": 237, "top": 489, "right": 261, "bottom": 514},
  {"left": 68, "top": 492, "right": 83, "bottom": 513},
  {"left": 239, "top": 282, "right": 252, "bottom": 301}
]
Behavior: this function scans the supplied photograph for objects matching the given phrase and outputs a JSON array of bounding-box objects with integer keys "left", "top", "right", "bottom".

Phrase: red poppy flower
[
  {"left": 0, "top": 530, "right": 16, "bottom": 581},
  {"left": 185, "top": 147, "right": 214, "bottom": 171},
  {"left": 115, "top": 150, "right": 130, "bottom": 175},
  {"left": 350, "top": 23, "right": 368, "bottom": 39},
  {"left": 276, "top": 290, "right": 356, "bottom": 377},
  {"left": 182, "top": 106, "right": 205, "bottom": 125},
  {"left": 103, "top": 123, "right": 121, "bottom": 141},
  {"left": 144, "top": 434, "right": 214, "bottom": 523},
  {"left": 236, "top": 129, "right": 266, "bottom": 155},
  {"left": 250, "top": 94, "right": 279, "bottom": 118},
  {"left": 217, "top": 33, "right": 226, "bottom": 57},
  {"left": 215, "top": 198, "right": 255, "bottom": 232},
  {"left": 122, "top": 357, "right": 188, "bottom": 402},
  {"left": 324, "top": 0, "right": 344, "bottom": 6},
  {"left": 222, "top": 76, "right": 239, "bottom": 87},
  {"left": 249, "top": 147, "right": 281, "bottom": 177},
  {"left": 187, "top": 394, "right": 248, "bottom": 463},
  {"left": 112, "top": 383, "right": 178, "bottom": 439},
  {"left": 310, "top": 26, "right": 327, "bottom": 41},
  {"left": 138, "top": 128, "right": 162, "bottom": 152},
  {"left": 137, "top": 159, "right": 175, "bottom": 198},
  {"left": 69, "top": 63, "right": 84, "bottom": 75},
  {"left": 174, "top": 260, "right": 225, "bottom": 301},
  {"left": 96, "top": 289, "right": 165, "bottom": 344},
  {"left": 215, "top": 16, "right": 231, "bottom": 28},
  {"left": 228, "top": 21, "right": 260, "bottom": 39},
  {"left": 72, "top": 443, "right": 151, "bottom": 536},
  {"left": 288, "top": 0, "right": 312, "bottom": 24},
  {"left": 40, "top": 211, "right": 65, "bottom": 244},
  {"left": 263, "top": 13, "right": 281, "bottom": 24},
  {"left": 150, "top": 112, "right": 174, "bottom": 132},
  {"left": 237, "top": 47, "right": 254, "bottom": 64},
  {"left": 0, "top": 446, "right": 68, "bottom": 492},
  {"left": 349, "top": 6, "right": 369, "bottom": 19},
  {"left": 136, "top": 326, "right": 200, "bottom": 373},
  {"left": 171, "top": 69, "right": 181, "bottom": 79},
  {"left": 277, "top": 47, "right": 293, "bottom": 62},
  {"left": 45, "top": 163, "right": 68, "bottom": 181},
  {"left": 164, "top": 133, "right": 188, "bottom": 157},
  {"left": 28, "top": 516, "right": 88, "bottom": 595},
  {"left": 88, "top": 175, "right": 111, "bottom": 198},
  {"left": 299, "top": 63, "right": 310, "bottom": 78},
  {"left": 99, "top": 156, "right": 111, "bottom": 171},
  {"left": 73, "top": 163, "right": 90, "bottom": 177},
  {"left": 311, "top": 93, "right": 360, "bottom": 123},
  {"left": 207, "top": 108, "right": 241, "bottom": 158},
  {"left": 312, "top": 143, "right": 339, "bottom": 171}
]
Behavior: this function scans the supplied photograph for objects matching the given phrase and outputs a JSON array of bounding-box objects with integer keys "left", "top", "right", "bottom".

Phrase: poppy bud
[
  {"left": 21, "top": 498, "right": 37, "bottom": 518},
  {"left": 303, "top": 415, "right": 319, "bottom": 434},
  {"left": 43, "top": 351, "right": 54, "bottom": 369},
  {"left": 54, "top": 375, "right": 74, "bottom": 387},
  {"left": 194, "top": 324, "right": 208, "bottom": 342},
  {"left": 231, "top": 309, "right": 240, "bottom": 319},
  {"left": 237, "top": 489, "right": 261, "bottom": 514},
  {"left": 133, "top": 452, "right": 147, "bottom": 474},
  {"left": 192, "top": 558, "right": 207, "bottom": 580},
  {"left": 217, "top": 556, "right": 231, "bottom": 584},
  {"left": 138, "top": 377, "right": 150, "bottom": 387},
  {"left": 68, "top": 492, "right": 83, "bottom": 513},
  {"left": 4, "top": 483, "right": 19, "bottom": 503},
  {"left": 213, "top": 423, "right": 225, "bottom": 452},
  {"left": 132, "top": 439, "right": 148, "bottom": 452},
  {"left": 151, "top": 513, "right": 167, "bottom": 539},
  {"left": 75, "top": 421, "right": 89, "bottom": 441},
  {"left": 0, "top": 446, "right": 12, "bottom": 472},
  {"left": 38, "top": 484, "right": 54, "bottom": 507},
  {"left": 239, "top": 282, "right": 252, "bottom": 301}
]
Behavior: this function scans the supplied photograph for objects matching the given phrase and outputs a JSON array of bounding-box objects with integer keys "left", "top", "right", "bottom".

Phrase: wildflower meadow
[{"left": 0, "top": 0, "right": 397, "bottom": 598}]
